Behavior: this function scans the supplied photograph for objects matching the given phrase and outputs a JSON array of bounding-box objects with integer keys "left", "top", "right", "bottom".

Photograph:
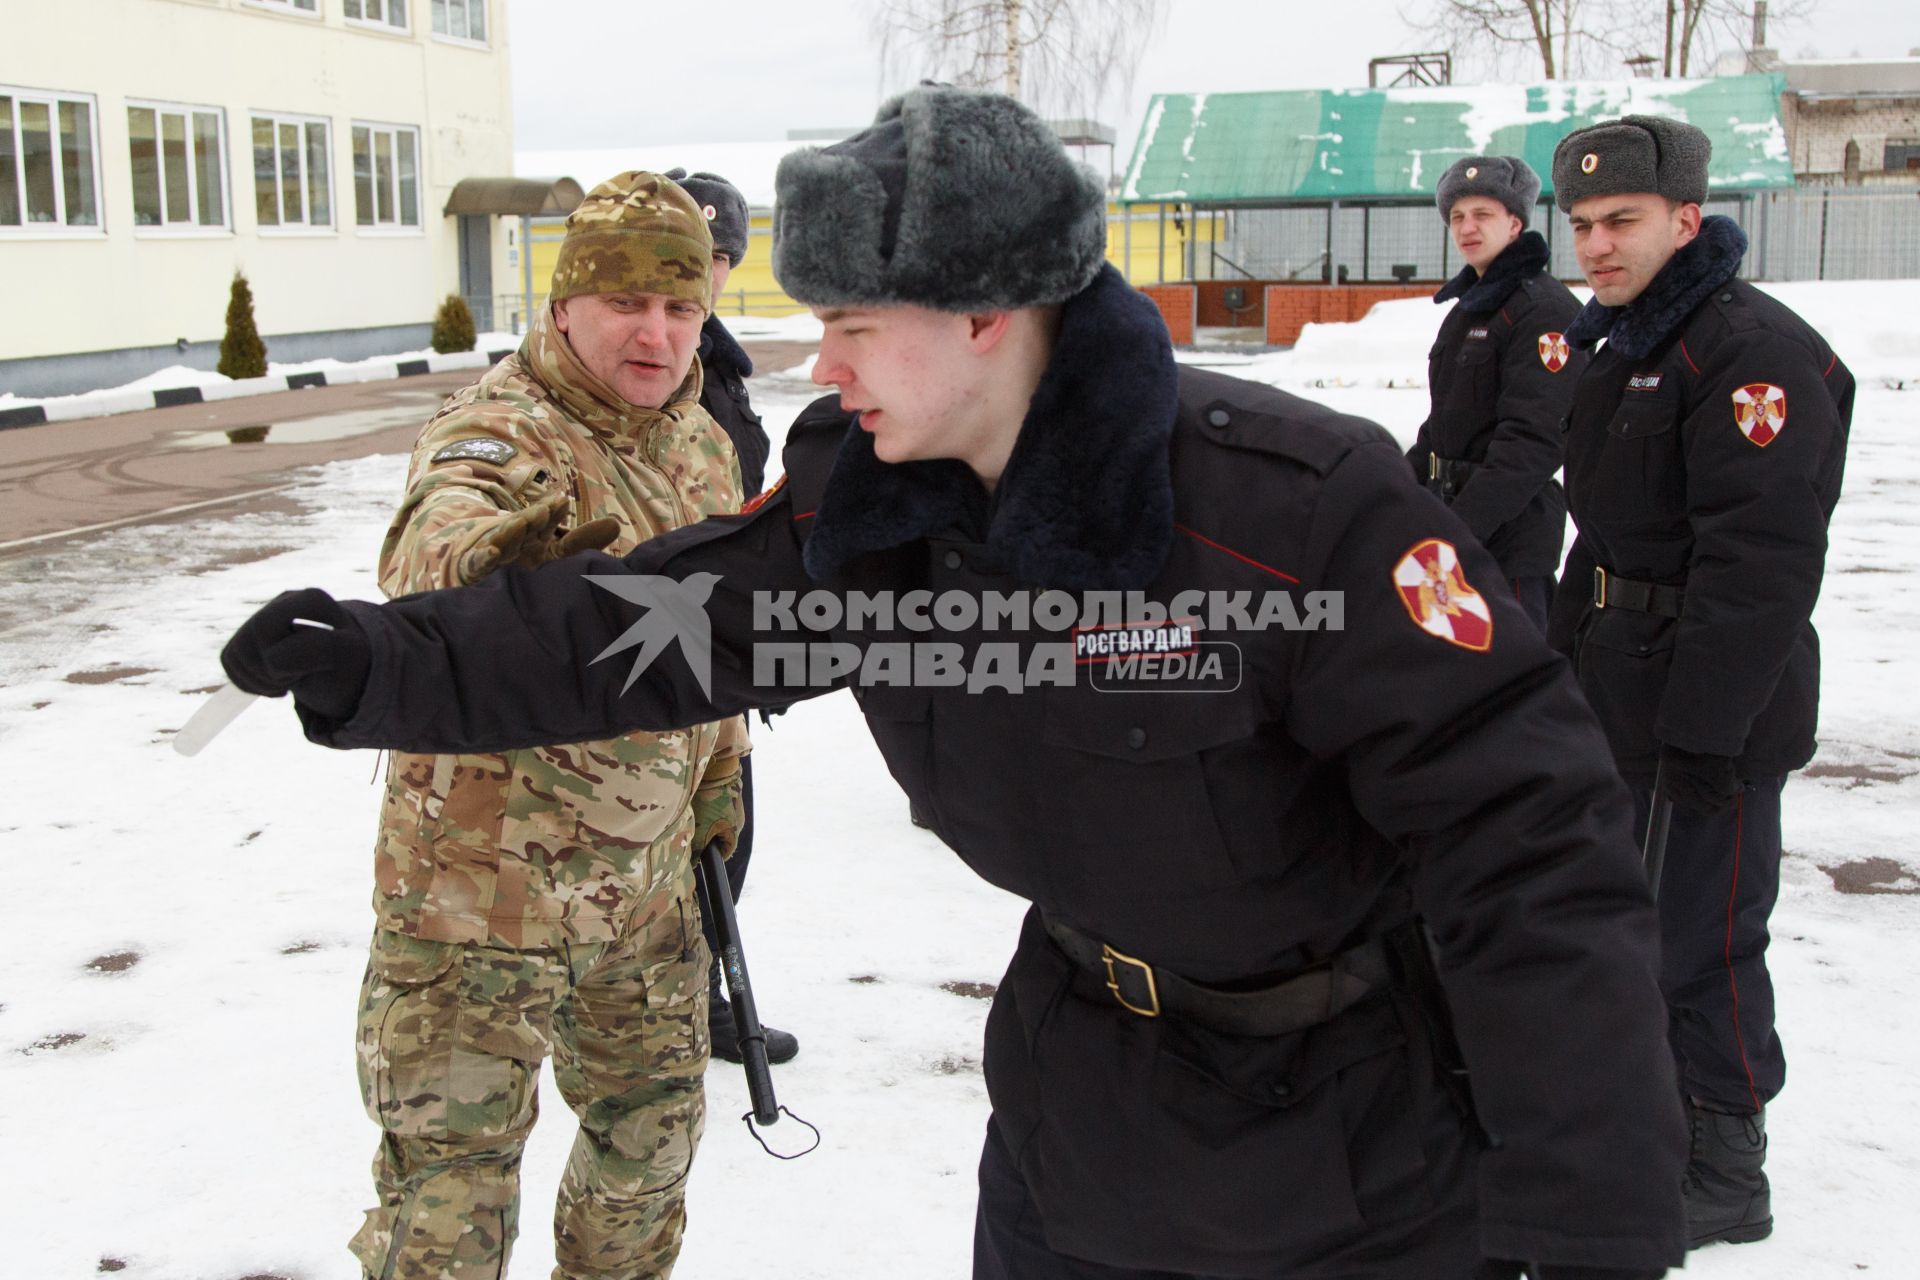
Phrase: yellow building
[
  {"left": 4, "top": 0, "right": 517, "bottom": 397},
  {"left": 517, "top": 134, "right": 1212, "bottom": 319}
]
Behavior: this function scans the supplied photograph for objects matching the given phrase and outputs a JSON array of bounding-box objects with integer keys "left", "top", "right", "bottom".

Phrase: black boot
[
  {"left": 708, "top": 975, "right": 800, "bottom": 1065},
  {"left": 1684, "top": 1101, "right": 1772, "bottom": 1247}
]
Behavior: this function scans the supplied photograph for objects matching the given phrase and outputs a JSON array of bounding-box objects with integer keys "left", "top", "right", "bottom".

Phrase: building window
[
  {"left": 1886, "top": 142, "right": 1920, "bottom": 172},
  {"left": 344, "top": 0, "right": 408, "bottom": 31},
  {"left": 352, "top": 122, "right": 421, "bottom": 227},
  {"left": 251, "top": 112, "right": 332, "bottom": 229},
  {"left": 432, "top": 0, "right": 486, "bottom": 44},
  {"left": 0, "top": 86, "right": 101, "bottom": 230},
  {"left": 129, "top": 103, "right": 228, "bottom": 229},
  {"left": 245, "top": 0, "right": 320, "bottom": 14}
]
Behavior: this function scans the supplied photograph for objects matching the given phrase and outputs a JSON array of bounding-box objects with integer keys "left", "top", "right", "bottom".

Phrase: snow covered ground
[
  {"left": 0, "top": 314, "right": 832, "bottom": 425},
  {"left": 0, "top": 289, "right": 1915, "bottom": 1278}
]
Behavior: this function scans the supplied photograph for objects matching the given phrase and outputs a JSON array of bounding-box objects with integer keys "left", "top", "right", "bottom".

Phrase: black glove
[
  {"left": 1657, "top": 743, "right": 1743, "bottom": 815},
  {"left": 220, "top": 587, "right": 371, "bottom": 723},
  {"left": 1528, "top": 1267, "right": 1665, "bottom": 1280}
]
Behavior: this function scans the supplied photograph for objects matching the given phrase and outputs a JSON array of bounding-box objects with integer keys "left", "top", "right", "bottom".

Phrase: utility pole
[{"left": 1006, "top": 0, "right": 1023, "bottom": 98}]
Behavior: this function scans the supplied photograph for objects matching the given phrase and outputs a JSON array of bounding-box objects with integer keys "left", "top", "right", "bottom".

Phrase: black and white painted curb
[{"left": 0, "top": 348, "right": 517, "bottom": 432}]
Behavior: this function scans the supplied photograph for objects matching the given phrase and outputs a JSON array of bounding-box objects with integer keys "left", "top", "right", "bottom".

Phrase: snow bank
[
  {"left": 721, "top": 312, "right": 824, "bottom": 342},
  {"left": 0, "top": 332, "right": 524, "bottom": 418},
  {"left": 1192, "top": 278, "right": 1920, "bottom": 396}
]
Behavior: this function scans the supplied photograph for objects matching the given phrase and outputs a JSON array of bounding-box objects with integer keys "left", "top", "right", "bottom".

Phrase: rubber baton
[{"left": 695, "top": 839, "right": 779, "bottom": 1126}]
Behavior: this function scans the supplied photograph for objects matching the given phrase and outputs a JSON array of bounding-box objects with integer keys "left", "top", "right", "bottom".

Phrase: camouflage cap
[{"left": 550, "top": 171, "right": 713, "bottom": 309}]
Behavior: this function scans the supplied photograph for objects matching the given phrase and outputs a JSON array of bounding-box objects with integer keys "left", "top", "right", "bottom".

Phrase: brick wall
[
  {"left": 1262, "top": 284, "right": 1432, "bottom": 345},
  {"left": 1783, "top": 94, "right": 1920, "bottom": 177},
  {"left": 1139, "top": 284, "right": 1198, "bottom": 346}
]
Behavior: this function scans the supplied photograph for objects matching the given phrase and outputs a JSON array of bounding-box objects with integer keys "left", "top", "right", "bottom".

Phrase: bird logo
[{"left": 585, "top": 572, "right": 723, "bottom": 699}]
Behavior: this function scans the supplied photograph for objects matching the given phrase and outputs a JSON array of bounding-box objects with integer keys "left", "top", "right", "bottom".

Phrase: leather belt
[
  {"left": 1041, "top": 914, "right": 1393, "bottom": 1038},
  {"left": 1427, "top": 454, "right": 1477, "bottom": 490},
  {"left": 1593, "top": 566, "right": 1685, "bottom": 618}
]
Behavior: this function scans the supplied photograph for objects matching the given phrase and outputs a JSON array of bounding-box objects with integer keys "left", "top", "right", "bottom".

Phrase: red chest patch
[
  {"left": 1392, "top": 539, "right": 1493, "bottom": 652},
  {"left": 1538, "top": 332, "right": 1570, "bottom": 372},
  {"left": 1731, "top": 383, "right": 1787, "bottom": 447}
]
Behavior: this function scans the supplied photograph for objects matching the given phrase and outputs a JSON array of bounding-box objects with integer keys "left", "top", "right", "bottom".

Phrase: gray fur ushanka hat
[
  {"left": 1435, "top": 155, "right": 1540, "bottom": 226},
  {"left": 1552, "top": 114, "right": 1712, "bottom": 212},
  {"left": 665, "top": 168, "right": 749, "bottom": 266},
  {"left": 771, "top": 85, "right": 1108, "bottom": 312}
]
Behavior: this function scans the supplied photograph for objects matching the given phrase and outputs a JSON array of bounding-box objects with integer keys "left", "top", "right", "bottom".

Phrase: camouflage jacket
[{"left": 371, "top": 306, "right": 748, "bottom": 948}]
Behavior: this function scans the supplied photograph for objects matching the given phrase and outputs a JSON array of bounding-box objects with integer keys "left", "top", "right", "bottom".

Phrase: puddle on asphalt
[
  {"left": 1820, "top": 856, "right": 1920, "bottom": 895},
  {"left": 170, "top": 394, "right": 445, "bottom": 450},
  {"left": 65, "top": 665, "right": 157, "bottom": 685}
]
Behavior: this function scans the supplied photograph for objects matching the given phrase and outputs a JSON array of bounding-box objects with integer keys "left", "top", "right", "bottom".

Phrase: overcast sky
[{"left": 505, "top": 0, "right": 1920, "bottom": 153}]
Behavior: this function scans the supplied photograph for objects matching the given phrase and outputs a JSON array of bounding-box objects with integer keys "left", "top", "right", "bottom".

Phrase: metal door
[{"left": 458, "top": 214, "right": 493, "bottom": 331}]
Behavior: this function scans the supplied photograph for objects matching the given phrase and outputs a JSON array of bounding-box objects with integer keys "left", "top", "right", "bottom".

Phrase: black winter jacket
[
  {"left": 698, "top": 314, "right": 770, "bottom": 495},
  {"left": 1547, "top": 218, "right": 1852, "bottom": 779},
  {"left": 1408, "top": 232, "right": 1585, "bottom": 578},
  {"left": 303, "top": 266, "right": 1686, "bottom": 1276}
]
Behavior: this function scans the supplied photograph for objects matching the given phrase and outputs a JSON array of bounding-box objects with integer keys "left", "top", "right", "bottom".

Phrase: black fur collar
[
  {"left": 1566, "top": 216, "right": 1749, "bottom": 358},
  {"left": 1434, "top": 230, "right": 1550, "bottom": 311},
  {"left": 801, "top": 264, "right": 1178, "bottom": 590},
  {"left": 699, "top": 315, "right": 753, "bottom": 379}
]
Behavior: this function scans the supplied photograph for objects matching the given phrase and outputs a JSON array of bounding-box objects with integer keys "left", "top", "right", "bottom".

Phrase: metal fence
[
  {"left": 1745, "top": 188, "right": 1920, "bottom": 281},
  {"left": 459, "top": 289, "right": 805, "bottom": 335},
  {"left": 1190, "top": 187, "right": 1920, "bottom": 285},
  {"left": 710, "top": 288, "right": 809, "bottom": 317}
]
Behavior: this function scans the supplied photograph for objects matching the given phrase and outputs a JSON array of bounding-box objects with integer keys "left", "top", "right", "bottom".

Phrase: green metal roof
[{"left": 1120, "top": 75, "right": 1791, "bottom": 204}]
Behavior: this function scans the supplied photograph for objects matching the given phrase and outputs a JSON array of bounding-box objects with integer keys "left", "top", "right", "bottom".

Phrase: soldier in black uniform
[
  {"left": 669, "top": 167, "right": 799, "bottom": 1066},
  {"left": 1408, "top": 155, "right": 1585, "bottom": 630},
  {"left": 225, "top": 87, "right": 1686, "bottom": 1280},
  {"left": 1545, "top": 115, "right": 1853, "bottom": 1251},
  {"left": 673, "top": 169, "right": 773, "bottom": 498}
]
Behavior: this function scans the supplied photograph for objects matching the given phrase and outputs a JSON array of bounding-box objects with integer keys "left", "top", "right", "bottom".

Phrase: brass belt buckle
[
  {"left": 1101, "top": 944, "right": 1162, "bottom": 1018},
  {"left": 1428, "top": 454, "right": 1442, "bottom": 481},
  {"left": 1593, "top": 565, "right": 1609, "bottom": 608}
]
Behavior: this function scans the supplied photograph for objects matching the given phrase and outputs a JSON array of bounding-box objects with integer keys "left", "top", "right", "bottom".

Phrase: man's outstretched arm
[{"left": 223, "top": 475, "right": 823, "bottom": 754}]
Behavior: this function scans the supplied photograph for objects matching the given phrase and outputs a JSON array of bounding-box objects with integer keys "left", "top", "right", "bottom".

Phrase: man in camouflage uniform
[{"left": 349, "top": 171, "right": 748, "bottom": 1280}]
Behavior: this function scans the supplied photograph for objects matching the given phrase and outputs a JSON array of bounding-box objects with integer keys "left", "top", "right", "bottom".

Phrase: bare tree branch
[
  {"left": 872, "top": 0, "right": 1167, "bottom": 123},
  {"left": 1595, "top": 0, "right": 1817, "bottom": 78},
  {"left": 1675, "top": 0, "right": 1814, "bottom": 76},
  {"left": 1415, "top": 0, "right": 1649, "bottom": 80}
]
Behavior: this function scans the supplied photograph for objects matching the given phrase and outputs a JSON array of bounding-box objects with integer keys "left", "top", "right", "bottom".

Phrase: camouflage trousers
[{"left": 348, "top": 878, "right": 710, "bottom": 1280}]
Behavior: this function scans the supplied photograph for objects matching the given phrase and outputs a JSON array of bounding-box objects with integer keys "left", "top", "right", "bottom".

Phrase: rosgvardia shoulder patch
[
  {"left": 1392, "top": 537, "right": 1494, "bottom": 652},
  {"left": 431, "top": 438, "right": 517, "bottom": 466}
]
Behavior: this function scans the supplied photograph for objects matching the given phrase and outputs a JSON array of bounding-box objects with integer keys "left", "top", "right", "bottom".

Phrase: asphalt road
[{"left": 0, "top": 339, "right": 820, "bottom": 552}]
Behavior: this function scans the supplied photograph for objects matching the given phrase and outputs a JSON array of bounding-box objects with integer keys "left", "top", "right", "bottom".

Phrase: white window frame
[
  {"left": 350, "top": 120, "right": 424, "bottom": 234},
  {"left": 0, "top": 84, "right": 104, "bottom": 237},
  {"left": 430, "top": 0, "right": 489, "bottom": 48},
  {"left": 250, "top": 110, "right": 335, "bottom": 236},
  {"left": 242, "top": 0, "right": 322, "bottom": 18},
  {"left": 343, "top": 0, "right": 410, "bottom": 34},
  {"left": 127, "top": 99, "right": 231, "bottom": 236}
]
